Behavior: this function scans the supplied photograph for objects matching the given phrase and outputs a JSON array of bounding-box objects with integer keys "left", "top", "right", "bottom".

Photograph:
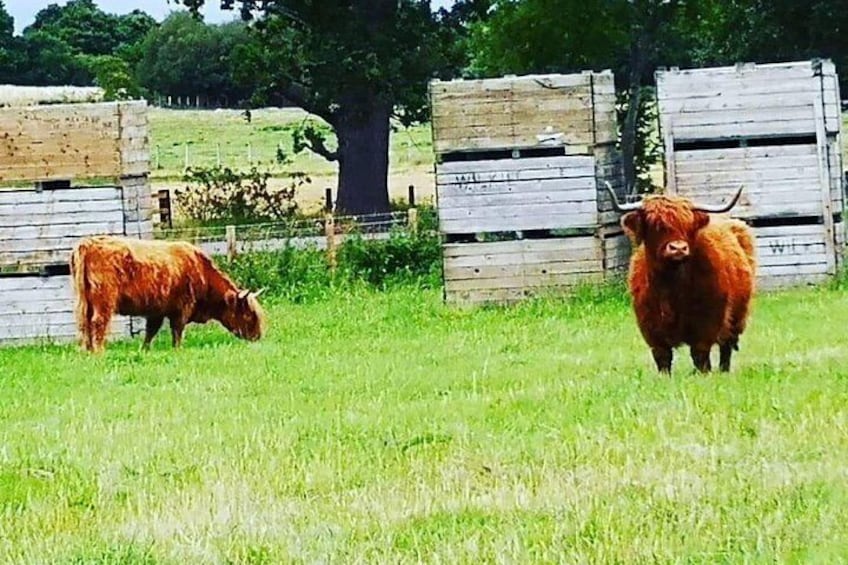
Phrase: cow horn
[
  {"left": 237, "top": 289, "right": 250, "bottom": 300},
  {"left": 252, "top": 288, "right": 266, "bottom": 298},
  {"left": 691, "top": 185, "right": 744, "bottom": 213},
  {"left": 604, "top": 181, "right": 642, "bottom": 213}
]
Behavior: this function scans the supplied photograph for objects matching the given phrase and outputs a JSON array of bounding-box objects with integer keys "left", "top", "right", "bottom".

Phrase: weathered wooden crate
[
  {"left": 430, "top": 71, "right": 616, "bottom": 155},
  {"left": 656, "top": 60, "right": 845, "bottom": 289},
  {"left": 430, "top": 71, "right": 629, "bottom": 305},
  {"left": 0, "top": 99, "right": 152, "bottom": 345}
]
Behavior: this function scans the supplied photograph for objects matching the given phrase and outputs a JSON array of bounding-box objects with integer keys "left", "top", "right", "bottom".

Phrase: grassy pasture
[
  {"left": 3, "top": 283, "right": 848, "bottom": 562},
  {"left": 148, "top": 107, "right": 436, "bottom": 211}
]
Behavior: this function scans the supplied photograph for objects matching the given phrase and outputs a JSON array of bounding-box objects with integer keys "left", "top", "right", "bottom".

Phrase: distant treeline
[{"left": 0, "top": 0, "right": 257, "bottom": 108}]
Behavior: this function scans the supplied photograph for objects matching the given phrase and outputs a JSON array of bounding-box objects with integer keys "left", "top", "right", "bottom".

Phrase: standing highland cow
[
  {"left": 70, "top": 235, "right": 265, "bottom": 353},
  {"left": 605, "top": 183, "right": 756, "bottom": 373}
]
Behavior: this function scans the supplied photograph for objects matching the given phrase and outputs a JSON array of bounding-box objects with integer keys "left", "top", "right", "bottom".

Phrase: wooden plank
[
  {"left": 0, "top": 208, "right": 123, "bottom": 228},
  {"left": 671, "top": 120, "right": 817, "bottom": 140},
  {"left": 757, "top": 273, "right": 830, "bottom": 290},
  {"left": 674, "top": 148, "right": 818, "bottom": 174},
  {"left": 437, "top": 178, "right": 595, "bottom": 200},
  {"left": 445, "top": 259, "right": 601, "bottom": 281},
  {"left": 0, "top": 186, "right": 121, "bottom": 205},
  {"left": 0, "top": 221, "right": 125, "bottom": 242},
  {"left": 0, "top": 198, "right": 123, "bottom": 217},
  {"left": 444, "top": 239, "right": 598, "bottom": 269},
  {"left": 438, "top": 187, "right": 596, "bottom": 210},
  {"left": 443, "top": 237, "right": 596, "bottom": 258},
  {"left": 440, "top": 211, "right": 596, "bottom": 234},
  {"left": 446, "top": 270, "right": 603, "bottom": 292},
  {"left": 668, "top": 106, "right": 815, "bottom": 128},
  {"left": 813, "top": 81, "right": 837, "bottom": 274},
  {"left": 437, "top": 155, "right": 594, "bottom": 175},
  {"left": 659, "top": 94, "right": 820, "bottom": 114},
  {"left": 0, "top": 273, "right": 136, "bottom": 344}
]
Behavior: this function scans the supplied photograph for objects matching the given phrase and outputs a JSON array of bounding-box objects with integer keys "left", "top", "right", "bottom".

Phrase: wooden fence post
[
  {"left": 324, "top": 188, "right": 336, "bottom": 271},
  {"left": 325, "top": 213, "right": 337, "bottom": 271},
  {"left": 226, "top": 225, "right": 237, "bottom": 261},
  {"left": 407, "top": 184, "right": 417, "bottom": 234}
]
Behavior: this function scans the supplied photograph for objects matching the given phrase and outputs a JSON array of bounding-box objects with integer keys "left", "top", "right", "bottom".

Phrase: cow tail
[{"left": 70, "top": 241, "right": 91, "bottom": 346}]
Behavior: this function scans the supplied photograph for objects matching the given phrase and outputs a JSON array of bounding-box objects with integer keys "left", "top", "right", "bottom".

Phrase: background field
[
  {"left": 149, "top": 108, "right": 436, "bottom": 212},
  {"left": 3, "top": 282, "right": 848, "bottom": 562}
]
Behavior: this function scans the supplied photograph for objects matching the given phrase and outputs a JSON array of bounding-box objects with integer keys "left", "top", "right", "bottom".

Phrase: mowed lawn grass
[{"left": 3, "top": 284, "right": 848, "bottom": 562}]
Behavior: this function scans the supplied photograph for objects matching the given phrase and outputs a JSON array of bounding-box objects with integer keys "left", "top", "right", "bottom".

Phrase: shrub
[
  {"left": 175, "top": 165, "right": 308, "bottom": 225},
  {"left": 222, "top": 210, "right": 443, "bottom": 301}
]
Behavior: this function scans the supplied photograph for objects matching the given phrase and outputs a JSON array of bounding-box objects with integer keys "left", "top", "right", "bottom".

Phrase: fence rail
[{"left": 153, "top": 209, "right": 419, "bottom": 265}]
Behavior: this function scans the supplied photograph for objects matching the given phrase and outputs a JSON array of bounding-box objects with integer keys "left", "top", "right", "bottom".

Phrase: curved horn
[
  {"left": 252, "top": 288, "right": 266, "bottom": 298},
  {"left": 692, "top": 185, "right": 744, "bottom": 214},
  {"left": 604, "top": 181, "right": 642, "bottom": 213},
  {"left": 237, "top": 289, "right": 250, "bottom": 300}
]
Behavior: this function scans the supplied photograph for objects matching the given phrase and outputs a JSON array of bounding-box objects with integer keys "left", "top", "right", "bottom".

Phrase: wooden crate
[
  {"left": 0, "top": 99, "right": 152, "bottom": 346},
  {"left": 656, "top": 59, "right": 845, "bottom": 289},
  {"left": 430, "top": 71, "right": 616, "bottom": 156},
  {"left": 430, "top": 71, "right": 627, "bottom": 305}
]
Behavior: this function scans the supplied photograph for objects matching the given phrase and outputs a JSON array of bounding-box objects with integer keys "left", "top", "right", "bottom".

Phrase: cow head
[
  {"left": 605, "top": 183, "right": 743, "bottom": 267},
  {"left": 221, "top": 288, "right": 266, "bottom": 341}
]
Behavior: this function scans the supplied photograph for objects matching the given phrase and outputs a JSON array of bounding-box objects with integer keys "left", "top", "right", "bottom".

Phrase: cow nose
[{"left": 665, "top": 240, "right": 689, "bottom": 258}]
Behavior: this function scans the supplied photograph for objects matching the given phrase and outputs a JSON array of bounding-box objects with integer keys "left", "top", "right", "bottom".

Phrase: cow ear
[
  {"left": 693, "top": 211, "right": 710, "bottom": 232},
  {"left": 225, "top": 290, "right": 239, "bottom": 307},
  {"left": 621, "top": 211, "right": 643, "bottom": 244}
]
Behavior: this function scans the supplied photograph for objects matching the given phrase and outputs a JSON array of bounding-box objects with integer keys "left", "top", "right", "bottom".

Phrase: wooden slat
[
  {"left": 0, "top": 185, "right": 121, "bottom": 205},
  {"left": 0, "top": 274, "right": 132, "bottom": 344},
  {"left": 437, "top": 155, "right": 594, "bottom": 176},
  {"left": 813, "top": 81, "right": 837, "bottom": 274},
  {"left": 438, "top": 186, "right": 596, "bottom": 210}
]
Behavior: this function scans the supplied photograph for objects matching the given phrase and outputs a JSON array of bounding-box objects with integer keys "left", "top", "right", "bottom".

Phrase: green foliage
[
  {"left": 223, "top": 212, "right": 442, "bottom": 301},
  {"left": 176, "top": 165, "right": 305, "bottom": 224},
  {"left": 224, "top": 244, "right": 336, "bottom": 303},
  {"left": 79, "top": 55, "right": 142, "bottom": 100},
  {"left": 338, "top": 226, "right": 442, "bottom": 290},
  {"left": 137, "top": 14, "right": 254, "bottom": 105},
  {"left": 616, "top": 86, "right": 662, "bottom": 194}
]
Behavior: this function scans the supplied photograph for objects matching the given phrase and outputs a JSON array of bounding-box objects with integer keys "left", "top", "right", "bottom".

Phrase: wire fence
[{"left": 153, "top": 210, "right": 419, "bottom": 259}]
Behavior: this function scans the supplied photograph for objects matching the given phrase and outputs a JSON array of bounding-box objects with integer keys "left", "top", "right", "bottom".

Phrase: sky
[{"left": 7, "top": 0, "right": 458, "bottom": 35}]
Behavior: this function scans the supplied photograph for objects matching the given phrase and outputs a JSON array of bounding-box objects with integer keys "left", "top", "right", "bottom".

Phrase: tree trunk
[
  {"left": 334, "top": 105, "right": 391, "bottom": 215},
  {"left": 621, "top": 37, "right": 645, "bottom": 196}
]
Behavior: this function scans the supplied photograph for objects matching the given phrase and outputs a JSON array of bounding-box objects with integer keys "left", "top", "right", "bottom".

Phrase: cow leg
[
  {"left": 89, "top": 307, "right": 113, "bottom": 354},
  {"left": 651, "top": 347, "right": 673, "bottom": 374},
  {"left": 690, "top": 345, "right": 712, "bottom": 373},
  {"left": 142, "top": 316, "right": 165, "bottom": 350},
  {"left": 719, "top": 337, "right": 738, "bottom": 372},
  {"left": 169, "top": 315, "right": 187, "bottom": 348}
]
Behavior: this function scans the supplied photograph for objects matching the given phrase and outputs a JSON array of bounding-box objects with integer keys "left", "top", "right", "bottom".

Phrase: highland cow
[
  {"left": 70, "top": 235, "right": 265, "bottom": 353},
  {"left": 605, "top": 183, "right": 756, "bottom": 373}
]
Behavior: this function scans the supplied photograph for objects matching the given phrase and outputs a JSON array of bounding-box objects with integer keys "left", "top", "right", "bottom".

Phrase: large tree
[{"left": 177, "top": 0, "right": 446, "bottom": 214}]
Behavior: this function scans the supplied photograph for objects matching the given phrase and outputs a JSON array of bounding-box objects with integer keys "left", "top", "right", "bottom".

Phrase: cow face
[
  {"left": 621, "top": 196, "right": 710, "bottom": 266},
  {"left": 222, "top": 289, "right": 266, "bottom": 341}
]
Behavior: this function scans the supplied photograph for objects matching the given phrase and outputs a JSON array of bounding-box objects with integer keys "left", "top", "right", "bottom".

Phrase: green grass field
[
  {"left": 148, "top": 108, "right": 433, "bottom": 182},
  {"left": 4, "top": 283, "right": 848, "bottom": 562}
]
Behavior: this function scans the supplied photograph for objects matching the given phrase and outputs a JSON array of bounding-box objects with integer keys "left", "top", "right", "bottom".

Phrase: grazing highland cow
[
  {"left": 70, "top": 235, "right": 265, "bottom": 353},
  {"left": 605, "top": 183, "right": 756, "bottom": 373}
]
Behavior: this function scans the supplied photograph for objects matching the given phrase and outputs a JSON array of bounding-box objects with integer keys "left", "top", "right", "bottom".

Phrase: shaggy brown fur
[
  {"left": 70, "top": 235, "right": 265, "bottom": 353},
  {"left": 621, "top": 195, "right": 756, "bottom": 373}
]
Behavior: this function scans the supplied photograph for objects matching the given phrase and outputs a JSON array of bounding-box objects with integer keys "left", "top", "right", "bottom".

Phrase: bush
[
  {"left": 222, "top": 212, "right": 443, "bottom": 301},
  {"left": 175, "top": 165, "right": 308, "bottom": 225}
]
